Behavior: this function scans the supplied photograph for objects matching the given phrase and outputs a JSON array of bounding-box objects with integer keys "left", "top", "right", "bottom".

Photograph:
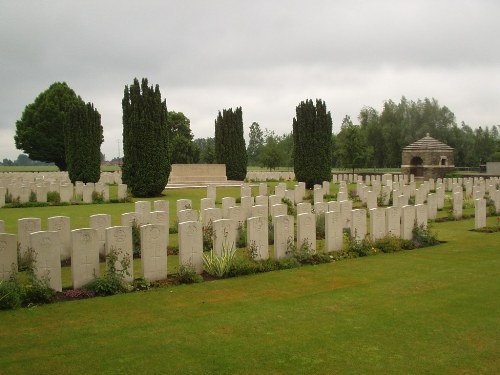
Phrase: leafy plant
[
  {"left": 282, "top": 197, "right": 296, "bottom": 216},
  {"left": 91, "top": 190, "right": 104, "bottom": 204},
  {"left": 0, "top": 273, "right": 22, "bottom": 310},
  {"left": 202, "top": 220, "right": 214, "bottom": 251},
  {"left": 316, "top": 212, "right": 325, "bottom": 240},
  {"left": 412, "top": 224, "right": 439, "bottom": 248},
  {"left": 84, "top": 247, "right": 131, "bottom": 296},
  {"left": 131, "top": 219, "right": 141, "bottom": 258},
  {"left": 22, "top": 271, "right": 56, "bottom": 306},
  {"left": 17, "top": 245, "right": 36, "bottom": 272},
  {"left": 203, "top": 244, "right": 236, "bottom": 278},
  {"left": 176, "top": 265, "right": 203, "bottom": 284},
  {"left": 47, "top": 191, "right": 60, "bottom": 203},
  {"left": 236, "top": 222, "right": 247, "bottom": 248}
]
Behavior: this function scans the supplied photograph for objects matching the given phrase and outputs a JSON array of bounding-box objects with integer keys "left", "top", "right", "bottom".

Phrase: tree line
[{"left": 13, "top": 80, "right": 500, "bottom": 196}]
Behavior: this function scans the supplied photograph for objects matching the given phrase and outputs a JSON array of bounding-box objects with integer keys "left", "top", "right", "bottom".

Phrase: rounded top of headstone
[{"left": 403, "top": 133, "right": 453, "bottom": 151}]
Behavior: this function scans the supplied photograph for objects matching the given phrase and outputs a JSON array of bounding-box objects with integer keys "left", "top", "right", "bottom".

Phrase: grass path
[{"left": 0, "top": 217, "right": 499, "bottom": 374}]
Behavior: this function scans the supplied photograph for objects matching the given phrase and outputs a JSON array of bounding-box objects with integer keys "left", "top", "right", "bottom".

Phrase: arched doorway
[{"left": 410, "top": 156, "right": 424, "bottom": 177}]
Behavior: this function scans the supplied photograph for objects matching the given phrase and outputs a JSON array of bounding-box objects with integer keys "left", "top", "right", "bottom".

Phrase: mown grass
[{"left": 0, "top": 216, "right": 498, "bottom": 374}]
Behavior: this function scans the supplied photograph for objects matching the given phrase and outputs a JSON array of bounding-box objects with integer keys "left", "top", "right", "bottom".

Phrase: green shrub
[
  {"left": 176, "top": 265, "right": 203, "bottom": 284},
  {"left": 282, "top": 198, "right": 296, "bottom": 216},
  {"left": 0, "top": 277, "right": 22, "bottom": 310},
  {"left": 132, "top": 278, "right": 151, "bottom": 291},
  {"left": 131, "top": 220, "right": 141, "bottom": 258},
  {"left": 277, "top": 257, "right": 301, "bottom": 269},
  {"left": 84, "top": 248, "right": 131, "bottom": 296},
  {"left": 29, "top": 191, "right": 37, "bottom": 202},
  {"left": 373, "top": 236, "right": 414, "bottom": 253},
  {"left": 346, "top": 238, "right": 376, "bottom": 257},
  {"left": 236, "top": 222, "right": 247, "bottom": 248},
  {"left": 316, "top": 213, "right": 325, "bottom": 240},
  {"left": 17, "top": 246, "right": 36, "bottom": 272},
  {"left": 412, "top": 224, "right": 440, "bottom": 248},
  {"left": 91, "top": 191, "right": 104, "bottom": 204},
  {"left": 228, "top": 257, "right": 259, "bottom": 277},
  {"left": 203, "top": 245, "right": 236, "bottom": 278},
  {"left": 47, "top": 191, "right": 60, "bottom": 203},
  {"left": 202, "top": 221, "right": 214, "bottom": 252},
  {"left": 21, "top": 272, "right": 56, "bottom": 306}
]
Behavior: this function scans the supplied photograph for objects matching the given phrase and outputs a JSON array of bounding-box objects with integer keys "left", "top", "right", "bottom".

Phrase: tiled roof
[{"left": 403, "top": 133, "right": 454, "bottom": 151}]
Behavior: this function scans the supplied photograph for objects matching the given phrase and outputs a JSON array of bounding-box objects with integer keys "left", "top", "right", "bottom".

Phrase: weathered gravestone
[
  {"left": 247, "top": 216, "right": 269, "bottom": 260},
  {"left": 47, "top": 216, "right": 71, "bottom": 261},
  {"left": 178, "top": 221, "right": 203, "bottom": 274},
  {"left": 105, "top": 226, "right": 133, "bottom": 282},
  {"left": 30, "top": 231, "right": 62, "bottom": 292},
  {"left": 274, "top": 215, "right": 294, "bottom": 259},
  {"left": 297, "top": 213, "right": 316, "bottom": 252},
  {"left": 297, "top": 202, "right": 311, "bottom": 215},
  {"left": 117, "top": 184, "right": 128, "bottom": 200},
  {"left": 474, "top": 198, "right": 486, "bottom": 229},
  {"left": 386, "top": 206, "right": 401, "bottom": 237},
  {"left": 154, "top": 200, "right": 169, "bottom": 213},
  {"left": 453, "top": 191, "right": 463, "bottom": 219},
  {"left": 415, "top": 204, "right": 428, "bottom": 229},
  {"left": 370, "top": 208, "right": 386, "bottom": 241},
  {"left": 135, "top": 201, "right": 151, "bottom": 225},
  {"left": 207, "top": 184, "right": 217, "bottom": 201},
  {"left": 0, "top": 233, "right": 17, "bottom": 280},
  {"left": 325, "top": 210, "right": 343, "bottom": 252},
  {"left": 18, "top": 218, "right": 41, "bottom": 257},
  {"left": 141, "top": 224, "right": 168, "bottom": 281},
  {"left": 400, "top": 205, "right": 416, "bottom": 240},
  {"left": 90, "top": 214, "right": 112, "bottom": 257},
  {"left": 212, "top": 219, "right": 237, "bottom": 255},
  {"left": 178, "top": 209, "right": 199, "bottom": 224},
  {"left": 250, "top": 205, "right": 267, "bottom": 218},
  {"left": 71, "top": 228, "right": 99, "bottom": 289},
  {"left": 202, "top": 208, "right": 222, "bottom": 227},
  {"left": 351, "top": 209, "right": 367, "bottom": 241},
  {"left": 221, "top": 197, "right": 236, "bottom": 219}
]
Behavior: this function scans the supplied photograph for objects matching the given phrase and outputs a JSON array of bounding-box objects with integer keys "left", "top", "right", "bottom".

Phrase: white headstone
[
  {"left": 247, "top": 216, "right": 269, "bottom": 260},
  {"left": 202, "top": 208, "right": 222, "bottom": 227},
  {"left": 178, "top": 209, "right": 199, "bottom": 224},
  {"left": 370, "top": 208, "right": 386, "bottom": 241},
  {"left": 154, "top": 200, "right": 169, "bottom": 213},
  {"left": 47, "top": 216, "right": 71, "bottom": 261},
  {"left": 18, "top": 218, "right": 41, "bottom": 257},
  {"left": 273, "top": 215, "right": 294, "bottom": 260},
  {"left": 296, "top": 213, "right": 316, "bottom": 252},
  {"left": 0, "top": 233, "right": 17, "bottom": 280},
  {"left": 415, "top": 204, "right": 428, "bottom": 229},
  {"left": 141, "top": 224, "right": 168, "bottom": 281},
  {"left": 400, "top": 205, "right": 416, "bottom": 240},
  {"left": 71, "top": 228, "right": 100, "bottom": 289},
  {"left": 30, "top": 231, "right": 62, "bottom": 292},
  {"left": 212, "top": 219, "right": 237, "bottom": 255},
  {"left": 297, "top": 202, "right": 312, "bottom": 215},
  {"left": 178, "top": 221, "right": 203, "bottom": 274},
  {"left": 90, "top": 214, "right": 112, "bottom": 257},
  {"left": 221, "top": 197, "right": 236, "bottom": 219},
  {"left": 386, "top": 206, "right": 401, "bottom": 237},
  {"left": 105, "top": 226, "right": 133, "bottom": 282},
  {"left": 135, "top": 201, "right": 151, "bottom": 224},
  {"left": 350, "top": 209, "right": 367, "bottom": 241},
  {"left": 474, "top": 198, "right": 486, "bottom": 229},
  {"left": 325, "top": 210, "right": 343, "bottom": 252}
]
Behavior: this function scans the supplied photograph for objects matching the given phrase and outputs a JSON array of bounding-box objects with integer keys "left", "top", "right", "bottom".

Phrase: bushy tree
[
  {"left": 336, "top": 115, "right": 367, "bottom": 173},
  {"left": 194, "top": 137, "right": 216, "bottom": 163},
  {"left": 247, "top": 122, "right": 264, "bottom": 165},
  {"left": 65, "top": 102, "right": 103, "bottom": 183},
  {"left": 259, "top": 131, "right": 285, "bottom": 170},
  {"left": 167, "top": 111, "right": 199, "bottom": 164},
  {"left": 214, "top": 107, "right": 247, "bottom": 180},
  {"left": 292, "top": 99, "right": 332, "bottom": 188},
  {"left": 14, "top": 82, "right": 83, "bottom": 170},
  {"left": 122, "top": 78, "right": 170, "bottom": 197}
]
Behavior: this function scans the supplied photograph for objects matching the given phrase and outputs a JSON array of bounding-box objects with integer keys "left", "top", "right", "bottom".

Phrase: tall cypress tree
[
  {"left": 65, "top": 102, "right": 103, "bottom": 183},
  {"left": 214, "top": 107, "right": 247, "bottom": 180},
  {"left": 122, "top": 78, "right": 170, "bottom": 197},
  {"left": 293, "top": 99, "right": 332, "bottom": 188}
]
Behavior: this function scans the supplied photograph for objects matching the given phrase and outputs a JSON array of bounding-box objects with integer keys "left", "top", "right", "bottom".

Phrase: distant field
[{"left": 0, "top": 165, "right": 121, "bottom": 172}]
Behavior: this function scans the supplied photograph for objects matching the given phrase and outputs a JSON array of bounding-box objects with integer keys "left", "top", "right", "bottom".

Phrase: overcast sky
[{"left": 1, "top": 0, "right": 499, "bottom": 161}]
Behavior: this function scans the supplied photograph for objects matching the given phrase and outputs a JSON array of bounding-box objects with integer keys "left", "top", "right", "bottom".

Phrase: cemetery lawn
[{"left": 1, "top": 218, "right": 499, "bottom": 374}]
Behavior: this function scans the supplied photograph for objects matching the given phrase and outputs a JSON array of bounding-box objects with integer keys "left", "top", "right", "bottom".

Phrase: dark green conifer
[
  {"left": 122, "top": 78, "right": 170, "bottom": 197},
  {"left": 293, "top": 99, "right": 332, "bottom": 188}
]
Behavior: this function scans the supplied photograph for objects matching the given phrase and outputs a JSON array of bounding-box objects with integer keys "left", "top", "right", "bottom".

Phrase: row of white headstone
[{"left": 0, "top": 182, "right": 128, "bottom": 206}]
